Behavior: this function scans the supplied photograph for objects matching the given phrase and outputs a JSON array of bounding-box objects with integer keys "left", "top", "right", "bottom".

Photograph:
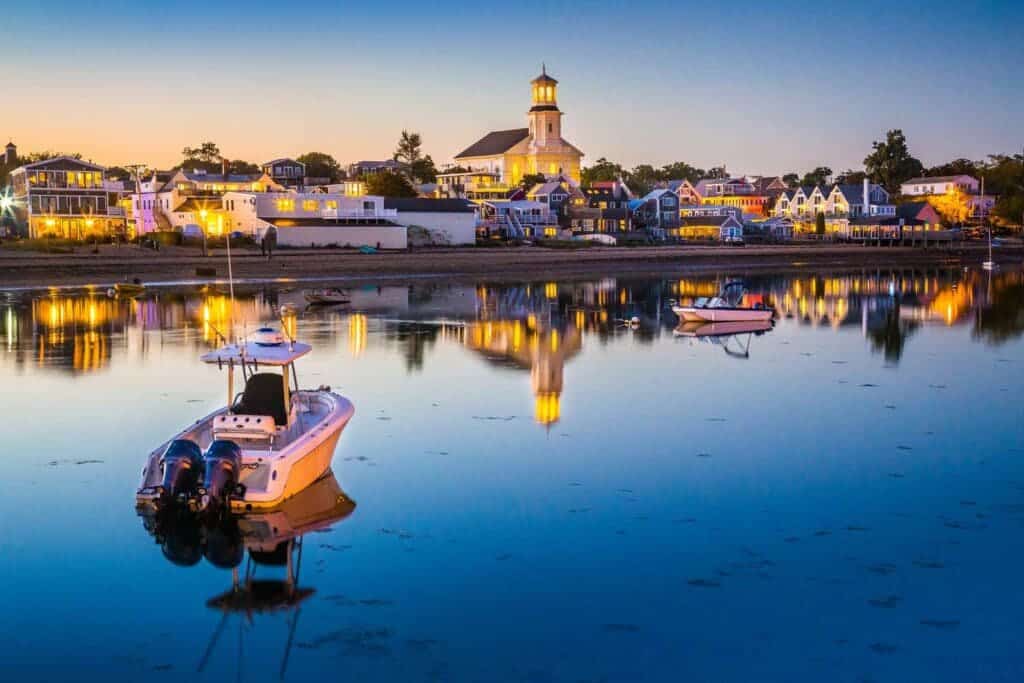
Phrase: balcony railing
[{"left": 319, "top": 208, "right": 398, "bottom": 219}]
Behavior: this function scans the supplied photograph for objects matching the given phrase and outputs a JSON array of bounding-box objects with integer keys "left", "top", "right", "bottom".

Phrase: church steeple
[{"left": 528, "top": 66, "right": 562, "bottom": 150}]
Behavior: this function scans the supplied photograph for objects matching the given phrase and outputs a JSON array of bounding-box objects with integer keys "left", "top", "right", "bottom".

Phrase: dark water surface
[{"left": 2, "top": 266, "right": 1023, "bottom": 682}]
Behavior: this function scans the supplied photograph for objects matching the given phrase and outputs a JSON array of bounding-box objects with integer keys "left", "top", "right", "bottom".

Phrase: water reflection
[
  {"left": 1, "top": 267, "right": 1021, "bottom": 417},
  {"left": 138, "top": 473, "right": 355, "bottom": 678}
]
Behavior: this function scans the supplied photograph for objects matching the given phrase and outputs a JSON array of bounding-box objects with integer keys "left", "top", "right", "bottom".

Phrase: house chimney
[{"left": 863, "top": 177, "right": 870, "bottom": 216}]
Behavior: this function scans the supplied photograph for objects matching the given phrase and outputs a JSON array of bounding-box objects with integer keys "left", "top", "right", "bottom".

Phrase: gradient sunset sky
[{"left": 2, "top": 0, "right": 1021, "bottom": 175}]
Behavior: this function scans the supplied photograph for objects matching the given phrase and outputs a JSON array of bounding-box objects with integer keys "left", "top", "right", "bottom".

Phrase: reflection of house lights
[{"left": 348, "top": 313, "right": 367, "bottom": 357}]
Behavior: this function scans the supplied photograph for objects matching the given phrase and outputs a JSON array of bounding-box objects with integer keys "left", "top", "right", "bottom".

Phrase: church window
[{"left": 547, "top": 122, "right": 552, "bottom": 134}]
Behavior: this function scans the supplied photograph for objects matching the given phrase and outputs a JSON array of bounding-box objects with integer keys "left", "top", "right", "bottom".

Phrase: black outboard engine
[
  {"left": 157, "top": 439, "right": 204, "bottom": 503},
  {"left": 199, "top": 440, "right": 242, "bottom": 512}
]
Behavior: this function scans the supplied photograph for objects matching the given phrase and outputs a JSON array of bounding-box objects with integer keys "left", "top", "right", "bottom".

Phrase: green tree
[
  {"left": 226, "top": 159, "right": 259, "bottom": 175},
  {"left": 926, "top": 158, "right": 980, "bottom": 178},
  {"left": 782, "top": 173, "right": 800, "bottom": 188},
  {"left": 835, "top": 169, "right": 867, "bottom": 185},
  {"left": 660, "top": 161, "right": 705, "bottom": 182},
  {"left": 296, "top": 152, "right": 342, "bottom": 182},
  {"left": 801, "top": 166, "right": 833, "bottom": 187},
  {"left": 365, "top": 171, "right": 417, "bottom": 197},
  {"left": 863, "top": 129, "right": 924, "bottom": 193},
  {"left": 581, "top": 157, "right": 626, "bottom": 185},
  {"left": 520, "top": 173, "right": 547, "bottom": 191},
  {"left": 815, "top": 212, "right": 826, "bottom": 235},
  {"left": 411, "top": 155, "right": 438, "bottom": 184}
]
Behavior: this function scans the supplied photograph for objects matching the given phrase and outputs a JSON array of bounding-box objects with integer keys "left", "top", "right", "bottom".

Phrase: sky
[{"left": 2, "top": 0, "right": 1022, "bottom": 176}]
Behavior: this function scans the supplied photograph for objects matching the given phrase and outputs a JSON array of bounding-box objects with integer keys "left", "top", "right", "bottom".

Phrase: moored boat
[
  {"left": 136, "top": 327, "right": 355, "bottom": 513},
  {"left": 672, "top": 281, "right": 773, "bottom": 323},
  {"left": 304, "top": 288, "right": 351, "bottom": 305}
]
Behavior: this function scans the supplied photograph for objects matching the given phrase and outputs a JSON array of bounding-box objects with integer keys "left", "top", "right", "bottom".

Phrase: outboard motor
[
  {"left": 157, "top": 439, "right": 204, "bottom": 503},
  {"left": 198, "top": 440, "right": 242, "bottom": 512}
]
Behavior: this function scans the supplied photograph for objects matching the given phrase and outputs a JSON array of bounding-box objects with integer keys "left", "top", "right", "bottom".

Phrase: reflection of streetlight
[{"left": 199, "top": 209, "right": 208, "bottom": 256}]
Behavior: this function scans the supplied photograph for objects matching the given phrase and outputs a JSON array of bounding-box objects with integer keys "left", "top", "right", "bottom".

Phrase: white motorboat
[
  {"left": 672, "top": 281, "right": 773, "bottom": 323},
  {"left": 136, "top": 327, "right": 355, "bottom": 513}
]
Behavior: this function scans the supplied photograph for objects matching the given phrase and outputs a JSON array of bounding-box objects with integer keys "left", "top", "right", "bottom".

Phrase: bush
[{"left": 535, "top": 239, "right": 595, "bottom": 249}]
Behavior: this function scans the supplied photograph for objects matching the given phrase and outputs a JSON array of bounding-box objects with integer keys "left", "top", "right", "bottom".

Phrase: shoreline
[{"left": 0, "top": 243, "right": 1018, "bottom": 291}]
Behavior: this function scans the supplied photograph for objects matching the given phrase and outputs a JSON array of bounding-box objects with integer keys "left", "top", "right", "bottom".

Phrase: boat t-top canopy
[{"left": 201, "top": 341, "right": 311, "bottom": 366}]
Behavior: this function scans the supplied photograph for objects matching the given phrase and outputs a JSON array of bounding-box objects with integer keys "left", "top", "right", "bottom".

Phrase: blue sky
[{"left": 2, "top": 0, "right": 1021, "bottom": 174}]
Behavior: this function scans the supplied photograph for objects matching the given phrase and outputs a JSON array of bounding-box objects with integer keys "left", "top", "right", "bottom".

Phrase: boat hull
[
  {"left": 674, "top": 319, "right": 773, "bottom": 337},
  {"left": 672, "top": 305, "right": 773, "bottom": 323}
]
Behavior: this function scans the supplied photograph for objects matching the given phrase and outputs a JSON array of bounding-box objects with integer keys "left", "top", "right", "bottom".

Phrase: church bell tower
[{"left": 528, "top": 65, "right": 561, "bottom": 148}]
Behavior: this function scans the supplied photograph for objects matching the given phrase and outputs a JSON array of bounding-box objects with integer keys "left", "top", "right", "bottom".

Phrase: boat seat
[
  {"left": 233, "top": 373, "right": 288, "bottom": 426},
  {"left": 213, "top": 413, "right": 277, "bottom": 440}
]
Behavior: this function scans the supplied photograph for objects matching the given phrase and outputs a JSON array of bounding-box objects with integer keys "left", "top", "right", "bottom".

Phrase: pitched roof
[
  {"left": 896, "top": 201, "right": 933, "bottom": 219},
  {"left": 181, "top": 172, "right": 263, "bottom": 183},
  {"left": 528, "top": 181, "right": 568, "bottom": 197},
  {"left": 455, "top": 128, "right": 529, "bottom": 159},
  {"left": 173, "top": 198, "right": 223, "bottom": 213},
  {"left": 18, "top": 156, "right": 104, "bottom": 172},
  {"left": 902, "top": 175, "right": 975, "bottom": 185},
  {"left": 383, "top": 198, "right": 476, "bottom": 213},
  {"left": 263, "top": 158, "right": 304, "bottom": 167}
]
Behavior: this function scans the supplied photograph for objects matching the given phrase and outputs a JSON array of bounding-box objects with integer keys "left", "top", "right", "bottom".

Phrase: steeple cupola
[
  {"left": 528, "top": 65, "right": 563, "bottom": 149},
  {"left": 530, "top": 64, "right": 559, "bottom": 111}
]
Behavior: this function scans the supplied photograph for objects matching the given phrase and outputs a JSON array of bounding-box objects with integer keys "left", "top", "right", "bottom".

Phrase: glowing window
[
  {"left": 302, "top": 200, "right": 319, "bottom": 211},
  {"left": 276, "top": 198, "right": 295, "bottom": 212}
]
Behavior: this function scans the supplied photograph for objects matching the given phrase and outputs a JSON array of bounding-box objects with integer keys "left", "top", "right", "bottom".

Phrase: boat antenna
[{"left": 226, "top": 230, "right": 237, "bottom": 343}]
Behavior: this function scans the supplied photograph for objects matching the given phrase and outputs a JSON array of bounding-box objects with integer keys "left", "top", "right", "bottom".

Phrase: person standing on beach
[{"left": 265, "top": 226, "right": 277, "bottom": 261}]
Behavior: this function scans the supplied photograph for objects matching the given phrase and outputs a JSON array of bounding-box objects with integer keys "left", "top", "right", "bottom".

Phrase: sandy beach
[{"left": 0, "top": 242, "right": 1018, "bottom": 290}]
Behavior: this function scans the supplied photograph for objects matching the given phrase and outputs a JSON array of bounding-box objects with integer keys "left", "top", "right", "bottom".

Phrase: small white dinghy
[
  {"left": 136, "top": 327, "right": 355, "bottom": 513},
  {"left": 672, "top": 281, "right": 773, "bottom": 323}
]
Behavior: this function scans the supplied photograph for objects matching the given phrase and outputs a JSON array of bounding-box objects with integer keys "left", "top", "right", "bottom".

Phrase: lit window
[
  {"left": 276, "top": 198, "right": 295, "bottom": 212},
  {"left": 302, "top": 200, "right": 319, "bottom": 211}
]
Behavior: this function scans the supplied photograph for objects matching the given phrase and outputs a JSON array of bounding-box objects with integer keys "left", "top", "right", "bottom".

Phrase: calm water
[{"left": 2, "top": 266, "right": 1023, "bottom": 682}]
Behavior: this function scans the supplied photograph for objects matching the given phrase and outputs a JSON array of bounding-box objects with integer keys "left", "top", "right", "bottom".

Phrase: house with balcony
[
  {"left": 222, "top": 191, "right": 406, "bottom": 248},
  {"left": 636, "top": 188, "right": 681, "bottom": 238},
  {"left": 348, "top": 159, "right": 405, "bottom": 178},
  {"left": 436, "top": 169, "right": 512, "bottom": 202},
  {"left": 478, "top": 199, "right": 560, "bottom": 239},
  {"left": 773, "top": 180, "right": 895, "bottom": 235},
  {"left": 691, "top": 176, "right": 771, "bottom": 217},
  {"left": 261, "top": 158, "right": 307, "bottom": 188},
  {"left": 9, "top": 156, "right": 127, "bottom": 239},
  {"left": 567, "top": 181, "right": 633, "bottom": 234},
  {"left": 128, "top": 168, "right": 282, "bottom": 236}
]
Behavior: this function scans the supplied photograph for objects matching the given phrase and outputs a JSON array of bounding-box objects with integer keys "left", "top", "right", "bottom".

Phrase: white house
[
  {"left": 383, "top": 198, "right": 478, "bottom": 245},
  {"left": 901, "top": 175, "right": 980, "bottom": 196},
  {"left": 221, "top": 191, "right": 406, "bottom": 249},
  {"left": 775, "top": 180, "right": 894, "bottom": 219}
]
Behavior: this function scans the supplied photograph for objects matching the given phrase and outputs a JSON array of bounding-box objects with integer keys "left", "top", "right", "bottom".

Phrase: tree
[
  {"left": 659, "top": 161, "right": 705, "bottom": 183},
  {"left": 815, "top": 212, "right": 826, "bottom": 235},
  {"left": 782, "top": 173, "right": 800, "bottom": 188},
  {"left": 520, "top": 173, "right": 547, "bottom": 191},
  {"left": 801, "top": 166, "right": 833, "bottom": 187},
  {"left": 411, "top": 155, "right": 438, "bottom": 184},
  {"left": 930, "top": 187, "right": 972, "bottom": 225},
  {"left": 297, "top": 152, "right": 342, "bottom": 182},
  {"left": 226, "top": 159, "right": 259, "bottom": 174},
  {"left": 927, "top": 158, "right": 980, "bottom": 178},
  {"left": 835, "top": 169, "right": 867, "bottom": 185},
  {"left": 706, "top": 166, "right": 728, "bottom": 180},
  {"left": 365, "top": 171, "right": 417, "bottom": 197},
  {"left": 863, "top": 129, "right": 924, "bottom": 193},
  {"left": 105, "top": 166, "right": 131, "bottom": 180},
  {"left": 581, "top": 157, "right": 626, "bottom": 185},
  {"left": 628, "top": 164, "right": 661, "bottom": 196},
  {"left": 182, "top": 141, "right": 221, "bottom": 163}
]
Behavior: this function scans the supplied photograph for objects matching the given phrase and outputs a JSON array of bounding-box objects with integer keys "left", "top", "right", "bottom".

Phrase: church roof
[
  {"left": 455, "top": 128, "right": 529, "bottom": 159},
  {"left": 531, "top": 65, "right": 558, "bottom": 85}
]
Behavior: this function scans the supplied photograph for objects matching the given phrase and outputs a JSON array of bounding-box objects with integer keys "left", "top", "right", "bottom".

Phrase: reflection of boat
[
  {"left": 672, "top": 282, "right": 773, "bottom": 322},
  {"left": 673, "top": 319, "right": 773, "bottom": 337},
  {"left": 673, "top": 319, "right": 773, "bottom": 358},
  {"left": 304, "top": 288, "right": 351, "bottom": 305},
  {"left": 139, "top": 472, "right": 356, "bottom": 679},
  {"left": 111, "top": 281, "right": 146, "bottom": 297},
  {"left": 136, "top": 327, "right": 355, "bottom": 513}
]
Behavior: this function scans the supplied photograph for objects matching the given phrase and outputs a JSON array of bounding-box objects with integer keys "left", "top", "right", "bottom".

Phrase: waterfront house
[
  {"left": 9, "top": 157, "right": 127, "bottom": 239},
  {"left": 676, "top": 213, "right": 744, "bottom": 241},
  {"left": 693, "top": 176, "right": 771, "bottom": 217},
  {"left": 527, "top": 178, "right": 573, "bottom": 219},
  {"left": 347, "top": 159, "right": 405, "bottom": 178},
  {"left": 453, "top": 67, "right": 583, "bottom": 186},
  {"left": 663, "top": 179, "right": 702, "bottom": 205},
  {"left": 383, "top": 198, "right": 477, "bottom": 245},
  {"left": 261, "top": 158, "right": 307, "bottom": 188},
  {"left": 896, "top": 201, "right": 942, "bottom": 229},
  {"left": 128, "top": 168, "right": 282, "bottom": 236},
  {"left": 478, "top": 199, "right": 560, "bottom": 239},
  {"left": 567, "top": 181, "right": 633, "bottom": 234},
  {"left": 221, "top": 191, "right": 406, "bottom": 248},
  {"left": 436, "top": 169, "right": 512, "bottom": 202},
  {"left": 901, "top": 175, "right": 980, "bottom": 196},
  {"left": 638, "top": 188, "right": 681, "bottom": 237},
  {"left": 899, "top": 174, "right": 995, "bottom": 219}
]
